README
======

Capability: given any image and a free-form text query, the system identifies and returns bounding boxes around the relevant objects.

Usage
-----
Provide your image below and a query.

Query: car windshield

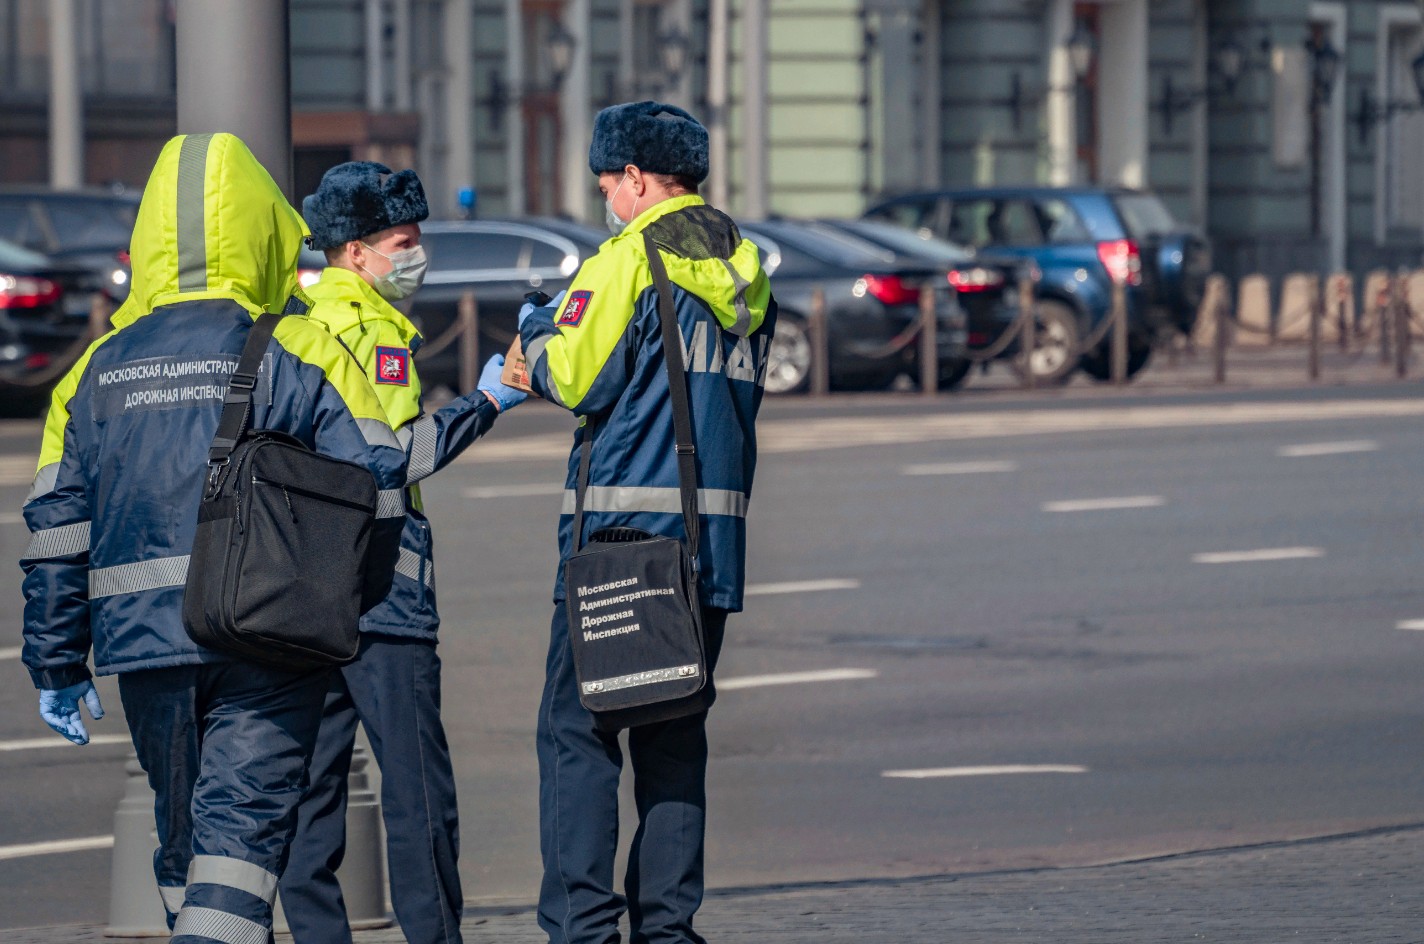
[46,198,139,250]
[748,223,894,269]
[1113,193,1179,238]
[0,237,50,271]
[832,220,973,264]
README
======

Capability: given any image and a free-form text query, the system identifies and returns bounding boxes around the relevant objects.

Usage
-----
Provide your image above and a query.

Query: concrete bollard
[106,754,170,937]
[109,747,392,936]
[1274,273,1317,342]
[1235,275,1273,345]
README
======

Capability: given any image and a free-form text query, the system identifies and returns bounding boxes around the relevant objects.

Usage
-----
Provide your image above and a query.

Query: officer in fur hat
[277,162,528,944]
[518,102,777,944]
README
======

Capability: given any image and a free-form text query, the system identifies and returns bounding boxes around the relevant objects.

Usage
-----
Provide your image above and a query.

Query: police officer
[19,133,408,943]
[517,101,777,944]
[277,162,526,944]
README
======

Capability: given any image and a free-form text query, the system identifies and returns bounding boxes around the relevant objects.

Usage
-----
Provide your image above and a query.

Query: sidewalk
[15,824,1423,943]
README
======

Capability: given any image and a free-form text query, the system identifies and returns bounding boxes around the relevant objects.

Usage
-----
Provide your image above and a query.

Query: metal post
[1381,274,1394,366]
[706,0,731,209]
[742,0,769,218]
[918,283,937,397]
[1110,280,1129,385]
[176,0,292,197]
[1018,270,1036,390]
[1335,275,1348,352]
[47,0,84,189]
[107,754,170,936]
[89,291,113,341]
[809,288,830,397]
[459,291,480,394]
[1396,271,1411,379]
[1213,283,1228,384]
[1308,278,1322,381]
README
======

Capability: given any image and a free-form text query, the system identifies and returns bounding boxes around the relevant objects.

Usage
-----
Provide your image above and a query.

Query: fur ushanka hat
[302,161,429,251]
[588,101,710,183]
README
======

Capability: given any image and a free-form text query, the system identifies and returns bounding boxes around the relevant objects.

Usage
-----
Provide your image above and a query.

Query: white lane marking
[0,646,21,660]
[0,734,130,752]
[462,483,566,499]
[1396,620,1424,631]
[1277,440,1379,458]
[1042,496,1164,513]
[0,512,24,525]
[719,668,879,691]
[0,835,114,861]
[1192,547,1325,564]
[901,460,1019,476]
[745,579,861,596]
[883,765,1088,779]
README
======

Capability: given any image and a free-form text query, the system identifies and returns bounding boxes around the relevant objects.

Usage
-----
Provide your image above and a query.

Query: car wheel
[765,314,813,395]
[937,358,973,390]
[1009,299,1080,386]
[1080,331,1154,382]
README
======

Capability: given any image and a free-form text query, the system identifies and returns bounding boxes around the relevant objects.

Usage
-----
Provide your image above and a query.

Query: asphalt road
[2,382,1424,932]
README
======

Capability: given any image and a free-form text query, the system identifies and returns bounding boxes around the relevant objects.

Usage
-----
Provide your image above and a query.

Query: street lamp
[1003,19,1095,131]
[1153,39,1252,135]
[547,22,576,89]
[1310,37,1341,104]
[659,26,689,88]
[1352,48,1424,143]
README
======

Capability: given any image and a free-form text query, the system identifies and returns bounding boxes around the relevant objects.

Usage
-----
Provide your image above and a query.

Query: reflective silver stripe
[582,664,700,696]
[377,489,406,519]
[720,258,754,336]
[171,905,267,944]
[524,333,551,370]
[176,133,214,293]
[21,521,90,560]
[394,424,414,450]
[89,555,190,599]
[356,417,401,450]
[561,486,748,518]
[187,855,278,904]
[158,884,186,914]
[406,416,439,484]
[395,547,433,590]
[26,463,59,503]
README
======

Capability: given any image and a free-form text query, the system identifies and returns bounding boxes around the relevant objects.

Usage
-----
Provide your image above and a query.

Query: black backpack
[182,312,388,671]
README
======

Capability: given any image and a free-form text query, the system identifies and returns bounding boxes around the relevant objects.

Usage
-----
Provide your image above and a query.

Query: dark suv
[865,187,1209,383]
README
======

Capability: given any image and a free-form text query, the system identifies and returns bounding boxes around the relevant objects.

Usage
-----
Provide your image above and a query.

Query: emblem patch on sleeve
[375,346,410,386]
[557,290,594,327]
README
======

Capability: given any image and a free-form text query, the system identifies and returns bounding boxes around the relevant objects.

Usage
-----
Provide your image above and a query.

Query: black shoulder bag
[562,233,708,731]
[182,312,381,671]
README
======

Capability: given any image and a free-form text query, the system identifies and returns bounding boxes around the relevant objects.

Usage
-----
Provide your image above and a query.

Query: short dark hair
[650,173,700,196]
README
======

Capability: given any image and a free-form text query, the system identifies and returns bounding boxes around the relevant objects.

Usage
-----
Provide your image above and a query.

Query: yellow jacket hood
[112,132,308,328]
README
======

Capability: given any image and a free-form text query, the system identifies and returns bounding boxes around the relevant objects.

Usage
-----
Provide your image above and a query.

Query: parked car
[865,187,1210,383]
[0,187,139,301]
[740,219,969,394]
[404,218,604,390]
[0,237,110,416]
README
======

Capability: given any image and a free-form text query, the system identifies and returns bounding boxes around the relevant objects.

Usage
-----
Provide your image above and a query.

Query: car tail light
[856,274,921,306]
[116,250,131,266]
[1096,239,1142,286]
[947,267,1006,293]
[0,274,62,309]
[25,352,52,370]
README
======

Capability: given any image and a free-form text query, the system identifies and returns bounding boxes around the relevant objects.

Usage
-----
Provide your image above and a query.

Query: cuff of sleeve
[519,309,558,347]
[30,662,92,690]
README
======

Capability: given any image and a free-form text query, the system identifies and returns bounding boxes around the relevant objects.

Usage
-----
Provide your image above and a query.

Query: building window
[631,0,669,97]
[1385,22,1424,231]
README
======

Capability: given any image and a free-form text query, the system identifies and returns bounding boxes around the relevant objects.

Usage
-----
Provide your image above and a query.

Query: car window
[838,220,973,264]
[1113,193,1179,238]
[0,237,51,270]
[45,199,137,250]
[424,231,524,271]
[527,236,570,269]
[0,199,42,249]
[741,228,837,278]
[866,199,937,234]
[1035,197,1093,243]
[947,198,1043,248]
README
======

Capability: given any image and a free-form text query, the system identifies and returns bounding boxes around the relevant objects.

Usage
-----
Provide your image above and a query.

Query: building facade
[2,0,1423,280]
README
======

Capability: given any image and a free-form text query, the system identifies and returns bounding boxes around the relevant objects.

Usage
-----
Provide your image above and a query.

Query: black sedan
[0,238,110,416]
[403,219,604,391]
[0,187,139,301]
[739,219,969,394]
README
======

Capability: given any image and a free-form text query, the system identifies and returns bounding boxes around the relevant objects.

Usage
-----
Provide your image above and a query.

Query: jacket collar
[306,266,423,347]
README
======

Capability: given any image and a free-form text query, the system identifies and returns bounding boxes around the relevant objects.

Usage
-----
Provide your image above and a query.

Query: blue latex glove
[39,680,104,746]
[477,354,528,412]
[518,290,567,329]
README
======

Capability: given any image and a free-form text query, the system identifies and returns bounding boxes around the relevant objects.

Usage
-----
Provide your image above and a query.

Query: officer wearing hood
[517,102,776,944]
[19,133,408,942]
[277,162,526,944]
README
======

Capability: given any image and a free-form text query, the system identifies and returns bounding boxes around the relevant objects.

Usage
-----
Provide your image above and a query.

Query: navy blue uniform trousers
[118,661,329,944]
[537,605,728,944]
[278,633,462,944]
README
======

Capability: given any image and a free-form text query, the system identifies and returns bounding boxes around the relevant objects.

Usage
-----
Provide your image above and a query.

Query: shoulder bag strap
[572,415,596,552]
[642,231,701,557]
[208,312,283,466]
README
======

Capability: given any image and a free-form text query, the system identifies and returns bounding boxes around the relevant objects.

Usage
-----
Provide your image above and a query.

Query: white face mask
[360,242,428,300]
[605,175,638,236]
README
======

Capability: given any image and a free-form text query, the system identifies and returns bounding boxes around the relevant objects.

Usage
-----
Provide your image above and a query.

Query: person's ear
[346,240,365,267]
[626,165,646,197]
